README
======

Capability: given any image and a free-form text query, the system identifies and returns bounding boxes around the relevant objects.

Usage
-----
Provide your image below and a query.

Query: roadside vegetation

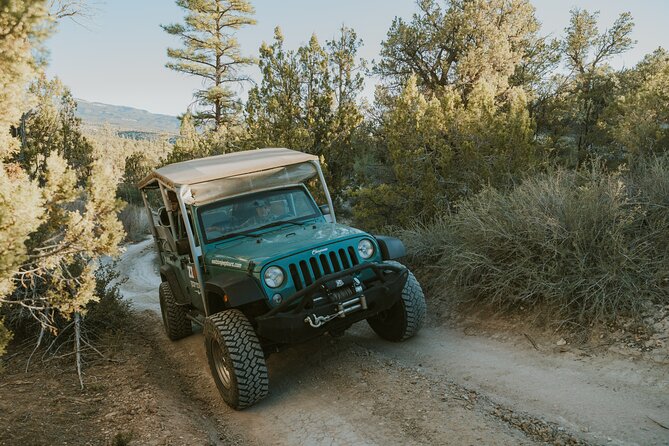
[401,158,669,329]
[2,0,669,375]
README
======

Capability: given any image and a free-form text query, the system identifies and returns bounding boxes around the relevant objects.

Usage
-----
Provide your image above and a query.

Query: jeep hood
[204,223,369,270]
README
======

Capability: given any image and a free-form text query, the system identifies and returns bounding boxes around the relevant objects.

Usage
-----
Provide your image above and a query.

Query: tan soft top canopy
[138,148,318,189]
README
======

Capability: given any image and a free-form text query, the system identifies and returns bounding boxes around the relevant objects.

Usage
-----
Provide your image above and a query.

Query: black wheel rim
[211,340,232,389]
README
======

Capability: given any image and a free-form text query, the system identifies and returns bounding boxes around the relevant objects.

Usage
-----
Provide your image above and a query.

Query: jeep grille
[289,246,360,290]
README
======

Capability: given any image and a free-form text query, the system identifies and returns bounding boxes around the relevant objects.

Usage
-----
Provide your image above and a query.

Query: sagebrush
[401,158,669,328]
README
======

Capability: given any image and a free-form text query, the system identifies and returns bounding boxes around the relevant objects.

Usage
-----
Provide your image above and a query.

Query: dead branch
[74,312,84,389]
[523,333,540,351]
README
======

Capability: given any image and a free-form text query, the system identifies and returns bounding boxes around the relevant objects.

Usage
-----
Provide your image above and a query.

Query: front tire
[204,310,269,410]
[367,261,426,341]
[159,281,192,341]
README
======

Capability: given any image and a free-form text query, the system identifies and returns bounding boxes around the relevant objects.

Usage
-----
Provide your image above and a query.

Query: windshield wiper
[249,220,306,233]
[220,220,305,241]
[220,231,261,240]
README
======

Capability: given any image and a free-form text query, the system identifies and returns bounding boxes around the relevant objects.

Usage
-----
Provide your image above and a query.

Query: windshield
[198,187,321,243]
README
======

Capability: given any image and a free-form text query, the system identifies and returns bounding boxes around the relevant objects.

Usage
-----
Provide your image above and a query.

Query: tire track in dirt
[142,312,536,446]
[117,240,669,446]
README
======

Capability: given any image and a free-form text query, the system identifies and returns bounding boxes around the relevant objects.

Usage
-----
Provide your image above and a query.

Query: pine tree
[244,27,365,191]
[326,26,365,190]
[162,0,256,130]
[245,27,309,149]
[168,111,208,162]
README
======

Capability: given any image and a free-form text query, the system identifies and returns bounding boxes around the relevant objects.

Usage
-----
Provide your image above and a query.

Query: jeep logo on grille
[312,247,328,255]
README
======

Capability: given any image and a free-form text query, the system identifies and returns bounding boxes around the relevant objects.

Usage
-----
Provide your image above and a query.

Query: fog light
[272,294,283,305]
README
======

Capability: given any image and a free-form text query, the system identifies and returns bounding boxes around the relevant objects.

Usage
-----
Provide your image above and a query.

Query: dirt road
[117,240,669,446]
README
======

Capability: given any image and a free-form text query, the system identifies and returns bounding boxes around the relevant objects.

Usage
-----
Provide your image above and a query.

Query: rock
[556,338,567,346]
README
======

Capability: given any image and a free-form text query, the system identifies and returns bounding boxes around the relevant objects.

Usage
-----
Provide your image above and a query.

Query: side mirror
[319,204,331,215]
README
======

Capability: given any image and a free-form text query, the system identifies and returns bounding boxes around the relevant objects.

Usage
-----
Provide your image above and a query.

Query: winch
[304,277,367,328]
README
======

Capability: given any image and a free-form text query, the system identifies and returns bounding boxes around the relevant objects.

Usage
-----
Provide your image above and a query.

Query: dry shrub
[401,159,669,329]
[118,204,150,242]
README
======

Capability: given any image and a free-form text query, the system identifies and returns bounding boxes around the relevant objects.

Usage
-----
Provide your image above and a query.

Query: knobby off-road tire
[367,261,426,342]
[158,281,192,341]
[204,310,269,410]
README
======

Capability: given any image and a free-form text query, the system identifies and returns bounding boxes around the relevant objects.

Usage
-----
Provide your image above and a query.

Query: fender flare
[373,235,407,260]
[205,273,267,312]
[159,264,188,305]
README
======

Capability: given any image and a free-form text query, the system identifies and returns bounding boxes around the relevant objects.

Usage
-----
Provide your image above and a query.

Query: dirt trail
[117,240,669,446]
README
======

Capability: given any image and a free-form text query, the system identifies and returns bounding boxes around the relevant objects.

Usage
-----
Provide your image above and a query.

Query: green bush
[118,204,150,242]
[84,262,132,335]
[401,160,669,328]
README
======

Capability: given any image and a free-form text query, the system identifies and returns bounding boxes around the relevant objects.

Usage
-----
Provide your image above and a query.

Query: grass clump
[402,158,669,329]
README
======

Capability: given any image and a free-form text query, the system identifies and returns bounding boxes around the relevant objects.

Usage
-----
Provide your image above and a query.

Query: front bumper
[255,262,408,344]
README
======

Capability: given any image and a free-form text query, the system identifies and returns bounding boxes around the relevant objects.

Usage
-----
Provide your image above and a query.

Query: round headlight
[357,239,375,259]
[264,266,285,288]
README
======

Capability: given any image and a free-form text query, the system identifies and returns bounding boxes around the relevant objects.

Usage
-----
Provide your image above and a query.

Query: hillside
[76,99,180,135]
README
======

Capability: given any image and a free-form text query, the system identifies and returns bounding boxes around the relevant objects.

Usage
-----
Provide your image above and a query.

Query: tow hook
[304,293,368,328]
[305,311,342,328]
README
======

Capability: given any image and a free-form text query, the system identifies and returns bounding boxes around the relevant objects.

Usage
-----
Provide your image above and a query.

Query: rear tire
[367,261,426,341]
[159,281,192,341]
[204,310,269,410]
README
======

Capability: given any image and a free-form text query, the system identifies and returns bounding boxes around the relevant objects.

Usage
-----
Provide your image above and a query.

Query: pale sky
[45,0,669,116]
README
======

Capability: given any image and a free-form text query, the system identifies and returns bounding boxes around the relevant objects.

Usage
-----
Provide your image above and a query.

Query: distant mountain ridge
[76,99,180,135]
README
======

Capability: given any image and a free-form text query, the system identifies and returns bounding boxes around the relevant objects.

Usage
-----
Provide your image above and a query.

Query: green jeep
[138,148,426,409]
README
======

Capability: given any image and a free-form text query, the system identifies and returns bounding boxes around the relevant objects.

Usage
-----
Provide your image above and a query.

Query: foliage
[83,261,132,335]
[535,9,635,167]
[85,127,172,204]
[163,0,256,130]
[0,317,11,357]
[244,26,365,194]
[0,0,52,159]
[12,73,94,183]
[400,159,669,328]
[167,111,212,163]
[376,0,541,96]
[605,49,669,156]
[0,2,127,356]
[118,204,150,242]
[354,75,536,230]
[0,0,51,355]
[7,152,125,317]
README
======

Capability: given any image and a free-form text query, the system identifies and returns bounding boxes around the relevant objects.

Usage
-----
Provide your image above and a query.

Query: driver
[254,199,272,221]
[237,199,274,228]
[253,200,273,224]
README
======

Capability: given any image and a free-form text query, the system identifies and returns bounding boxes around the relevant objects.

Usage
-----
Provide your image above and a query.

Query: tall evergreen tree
[245,27,311,150]
[326,26,365,190]
[162,0,256,130]
[245,27,365,191]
